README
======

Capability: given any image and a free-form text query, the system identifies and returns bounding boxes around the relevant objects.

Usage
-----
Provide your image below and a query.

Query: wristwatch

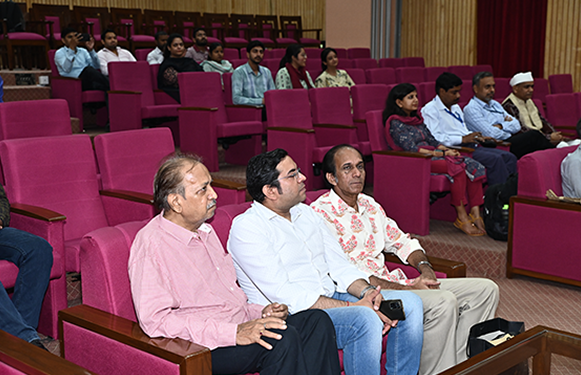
[416,260,433,272]
[359,285,377,299]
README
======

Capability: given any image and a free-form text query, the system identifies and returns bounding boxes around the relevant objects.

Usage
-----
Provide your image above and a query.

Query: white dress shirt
[147,47,164,65]
[97,46,136,76]
[227,202,368,314]
[464,97,521,140]
[421,95,470,146]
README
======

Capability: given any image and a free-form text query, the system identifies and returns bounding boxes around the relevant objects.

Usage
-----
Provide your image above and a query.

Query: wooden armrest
[497,141,511,147]
[301,28,322,32]
[178,107,218,112]
[353,119,366,123]
[59,305,211,373]
[372,150,432,159]
[510,195,581,212]
[313,123,357,130]
[108,90,141,95]
[10,203,66,222]
[0,329,95,375]
[99,190,154,205]
[384,254,466,278]
[447,146,475,153]
[212,178,246,191]
[225,104,262,109]
[266,127,315,134]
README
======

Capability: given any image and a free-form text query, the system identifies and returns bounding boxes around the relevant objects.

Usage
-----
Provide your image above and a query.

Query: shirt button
[230,287,234,291]
[216,267,220,270]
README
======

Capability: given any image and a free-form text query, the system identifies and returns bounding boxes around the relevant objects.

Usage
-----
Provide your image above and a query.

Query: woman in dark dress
[383,83,487,236]
[157,33,202,103]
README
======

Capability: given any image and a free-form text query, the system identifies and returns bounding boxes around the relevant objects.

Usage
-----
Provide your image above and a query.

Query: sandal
[453,218,485,237]
[469,214,486,233]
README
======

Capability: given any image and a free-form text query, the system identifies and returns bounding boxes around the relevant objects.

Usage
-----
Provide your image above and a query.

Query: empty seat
[403,57,425,67]
[424,67,447,82]
[549,74,574,94]
[448,65,474,80]
[395,67,425,84]
[353,58,378,70]
[365,68,396,84]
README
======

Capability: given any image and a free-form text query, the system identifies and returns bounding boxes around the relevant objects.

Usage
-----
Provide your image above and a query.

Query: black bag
[0,1,25,34]
[483,173,518,241]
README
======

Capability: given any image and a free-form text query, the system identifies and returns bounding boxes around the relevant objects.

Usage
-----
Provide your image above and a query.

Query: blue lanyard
[444,109,463,124]
[484,106,504,115]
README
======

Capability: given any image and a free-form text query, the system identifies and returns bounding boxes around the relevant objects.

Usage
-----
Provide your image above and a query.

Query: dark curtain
[477,0,547,78]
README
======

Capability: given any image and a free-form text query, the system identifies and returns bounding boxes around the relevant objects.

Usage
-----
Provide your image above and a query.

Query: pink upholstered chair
[351,84,390,150]
[334,48,348,59]
[134,48,151,61]
[493,77,512,102]
[347,47,371,59]
[365,68,396,84]
[278,16,321,47]
[424,66,447,82]
[533,78,550,105]
[353,58,378,70]
[337,58,354,69]
[379,58,405,69]
[110,8,156,53]
[448,65,474,80]
[418,82,436,106]
[508,146,581,287]
[459,80,473,108]
[223,47,240,60]
[548,74,574,94]
[230,58,247,69]
[545,93,580,138]
[395,67,425,84]
[178,72,263,172]
[342,68,365,84]
[47,49,107,132]
[261,58,279,76]
[0,99,71,140]
[532,98,546,118]
[473,64,493,75]
[265,89,358,190]
[108,61,180,140]
[403,57,425,67]
[305,48,322,59]
[252,15,278,48]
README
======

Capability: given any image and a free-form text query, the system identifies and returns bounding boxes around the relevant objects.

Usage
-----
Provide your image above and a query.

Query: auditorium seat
[494,77,512,102]
[545,93,580,138]
[448,65,474,80]
[351,84,390,159]
[533,77,550,105]
[403,57,425,67]
[473,64,493,75]
[379,58,405,69]
[223,47,240,60]
[395,67,425,84]
[353,57,378,70]
[347,47,371,59]
[424,66,447,82]
[0,99,71,140]
[343,68,365,85]
[549,74,574,94]
[365,67,396,84]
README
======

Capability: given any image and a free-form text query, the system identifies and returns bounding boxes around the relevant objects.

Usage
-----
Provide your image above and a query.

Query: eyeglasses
[272,168,302,184]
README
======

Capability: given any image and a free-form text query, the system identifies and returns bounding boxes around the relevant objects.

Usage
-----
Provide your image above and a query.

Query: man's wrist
[416,260,433,272]
[359,285,377,299]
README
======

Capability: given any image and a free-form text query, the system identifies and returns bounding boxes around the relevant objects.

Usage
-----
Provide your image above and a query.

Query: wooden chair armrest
[384,254,466,278]
[353,119,366,123]
[59,305,211,374]
[107,90,142,95]
[301,28,323,32]
[497,141,511,147]
[266,127,315,134]
[313,123,357,130]
[225,104,262,109]
[372,150,432,159]
[10,203,66,222]
[212,178,246,191]
[99,190,154,205]
[510,195,581,212]
[178,107,219,112]
[447,146,475,153]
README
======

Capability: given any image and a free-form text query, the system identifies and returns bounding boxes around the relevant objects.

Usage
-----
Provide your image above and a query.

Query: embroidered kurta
[315,70,355,88]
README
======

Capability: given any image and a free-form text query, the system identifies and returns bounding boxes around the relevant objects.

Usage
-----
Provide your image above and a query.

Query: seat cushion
[207,37,221,44]
[216,121,263,138]
[429,175,451,192]
[65,238,82,274]
[0,246,63,287]
[251,37,275,45]
[141,104,179,119]
[276,37,297,44]
[82,90,106,103]
[182,36,193,43]
[1,32,46,41]
[224,37,248,44]
[130,35,155,42]
[300,37,320,45]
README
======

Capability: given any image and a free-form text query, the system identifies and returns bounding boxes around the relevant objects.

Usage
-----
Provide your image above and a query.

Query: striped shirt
[231,63,275,106]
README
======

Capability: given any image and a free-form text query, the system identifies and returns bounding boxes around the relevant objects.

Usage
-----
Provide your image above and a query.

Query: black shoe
[30,339,49,351]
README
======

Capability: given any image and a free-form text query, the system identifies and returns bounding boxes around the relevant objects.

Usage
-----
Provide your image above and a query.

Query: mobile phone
[379,299,406,321]
[77,33,91,42]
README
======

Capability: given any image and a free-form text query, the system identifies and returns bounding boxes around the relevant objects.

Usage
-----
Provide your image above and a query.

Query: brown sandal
[453,218,485,236]
[469,214,486,233]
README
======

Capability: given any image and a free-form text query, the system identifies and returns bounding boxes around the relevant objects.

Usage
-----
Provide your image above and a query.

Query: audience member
[0,185,53,351]
[384,83,487,236]
[96,29,136,76]
[464,71,554,159]
[185,27,209,63]
[232,41,274,106]
[228,149,424,375]
[421,72,517,186]
[147,31,168,65]
[157,33,202,103]
[201,42,233,83]
[503,72,579,149]
[128,153,341,375]
[55,27,109,91]
[315,47,355,88]
[275,44,315,89]
[311,144,499,374]
[561,144,581,198]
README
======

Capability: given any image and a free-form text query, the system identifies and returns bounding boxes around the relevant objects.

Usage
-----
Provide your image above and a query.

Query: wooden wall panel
[544,0,581,91]
[400,0,477,67]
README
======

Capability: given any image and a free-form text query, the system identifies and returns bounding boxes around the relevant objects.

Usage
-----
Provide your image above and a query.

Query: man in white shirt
[421,72,517,186]
[311,144,500,375]
[228,149,424,375]
[147,31,168,65]
[96,29,136,76]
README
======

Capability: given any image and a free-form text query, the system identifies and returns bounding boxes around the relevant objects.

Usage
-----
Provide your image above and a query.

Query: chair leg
[6,40,15,70]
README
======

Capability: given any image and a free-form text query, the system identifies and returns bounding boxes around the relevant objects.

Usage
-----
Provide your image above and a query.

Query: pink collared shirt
[128,214,264,350]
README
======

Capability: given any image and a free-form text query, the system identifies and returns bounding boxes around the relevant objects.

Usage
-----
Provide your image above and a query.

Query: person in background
[185,27,209,64]
[147,31,168,65]
[201,42,233,84]
[96,29,136,76]
[315,47,355,88]
[275,44,315,90]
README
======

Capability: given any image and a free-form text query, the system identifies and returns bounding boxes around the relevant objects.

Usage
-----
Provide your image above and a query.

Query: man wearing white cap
[503,72,577,148]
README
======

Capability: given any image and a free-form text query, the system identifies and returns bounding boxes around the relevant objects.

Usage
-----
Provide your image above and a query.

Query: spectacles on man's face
[272,168,302,184]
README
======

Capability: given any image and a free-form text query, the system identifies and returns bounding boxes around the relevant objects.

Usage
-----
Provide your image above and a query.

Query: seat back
[347,48,371,59]
[353,58,378,70]
[178,72,229,125]
[0,135,107,241]
[0,99,71,140]
[395,67,424,84]
[517,146,578,198]
[366,110,390,152]
[134,48,151,61]
[532,98,546,118]
[337,58,353,69]
[223,47,240,60]
[473,64,493,75]
[210,202,252,250]
[334,48,347,59]
[403,57,425,67]
[223,72,234,105]
[343,68,365,84]
[494,77,511,102]
[351,84,390,121]
[418,82,436,106]
[545,93,579,128]
[309,87,353,126]
[533,78,550,104]
[109,61,155,107]
[459,80,472,108]
[549,74,574,94]
[80,220,146,321]
[94,128,175,193]
[47,49,59,77]
[379,58,404,68]
[448,65,474,80]
[424,66,447,82]
[265,89,312,129]
[365,68,396,84]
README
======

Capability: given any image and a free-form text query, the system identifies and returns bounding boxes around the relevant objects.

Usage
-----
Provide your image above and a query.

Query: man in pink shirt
[128,153,340,375]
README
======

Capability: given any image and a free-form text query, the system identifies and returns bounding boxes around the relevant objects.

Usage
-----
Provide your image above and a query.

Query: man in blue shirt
[231,41,275,120]
[464,71,554,159]
[54,27,109,92]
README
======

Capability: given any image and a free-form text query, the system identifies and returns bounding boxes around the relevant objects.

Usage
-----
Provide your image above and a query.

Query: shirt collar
[157,213,212,245]
[433,94,461,114]
[243,62,263,76]
[252,200,303,222]
[328,189,367,215]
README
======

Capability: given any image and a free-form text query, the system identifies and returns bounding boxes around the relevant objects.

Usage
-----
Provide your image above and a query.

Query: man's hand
[409,272,440,290]
[444,149,460,157]
[69,33,80,50]
[550,132,563,143]
[85,35,95,51]
[492,124,503,129]
[354,286,396,334]
[462,132,482,143]
[236,317,287,350]
[504,115,513,122]
[262,303,288,320]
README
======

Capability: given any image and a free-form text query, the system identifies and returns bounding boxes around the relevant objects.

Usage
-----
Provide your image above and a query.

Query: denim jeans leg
[381,290,424,375]
[324,292,383,375]
[0,227,53,329]
[0,281,39,342]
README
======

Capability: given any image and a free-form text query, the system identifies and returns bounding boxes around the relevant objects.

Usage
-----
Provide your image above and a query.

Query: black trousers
[211,309,340,375]
[507,130,555,159]
[470,146,518,186]
[79,66,109,92]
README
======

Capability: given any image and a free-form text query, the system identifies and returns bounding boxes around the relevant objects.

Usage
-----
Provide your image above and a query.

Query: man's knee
[351,306,384,335]
[479,279,500,300]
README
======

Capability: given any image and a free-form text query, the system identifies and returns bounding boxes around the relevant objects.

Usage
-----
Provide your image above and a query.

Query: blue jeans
[0,227,53,342]
[326,290,423,375]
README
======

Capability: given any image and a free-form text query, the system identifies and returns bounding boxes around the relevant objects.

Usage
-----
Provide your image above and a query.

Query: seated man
[311,145,500,375]
[54,27,109,91]
[228,149,424,375]
[422,72,517,186]
[96,29,136,76]
[503,72,579,149]
[147,31,168,65]
[128,153,341,375]
[561,143,581,198]
[0,185,53,351]
[464,71,554,159]
[185,27,209,63]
